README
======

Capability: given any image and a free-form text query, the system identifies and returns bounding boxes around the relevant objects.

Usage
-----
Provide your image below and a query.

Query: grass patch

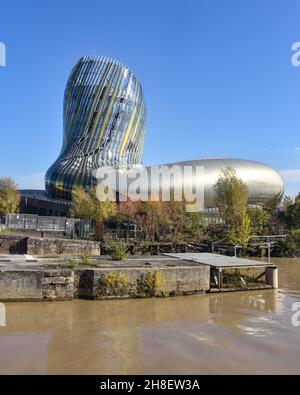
[110,242,129,261]
[137,271,167,297]
[81,251,92,265]
[98,272,129,296]
[0,229,12,235]
[222,270,266,289]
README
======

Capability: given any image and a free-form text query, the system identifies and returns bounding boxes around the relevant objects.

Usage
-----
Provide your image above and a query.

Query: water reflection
[0,258,299,374]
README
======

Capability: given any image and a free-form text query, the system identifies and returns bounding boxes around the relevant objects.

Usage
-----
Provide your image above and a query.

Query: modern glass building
[45,56,146,199]
[45,55,284,206]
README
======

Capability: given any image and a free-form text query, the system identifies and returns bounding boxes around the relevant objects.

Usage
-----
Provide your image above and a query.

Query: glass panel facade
[45,56,146,199]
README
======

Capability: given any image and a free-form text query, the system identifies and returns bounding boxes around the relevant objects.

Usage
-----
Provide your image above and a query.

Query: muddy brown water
[0,258,300,374]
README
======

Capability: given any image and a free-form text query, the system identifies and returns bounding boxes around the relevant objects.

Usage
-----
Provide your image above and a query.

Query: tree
[71,186,117,221]
[214,167,249,225]
[278,228,300,257]
[227,213,251,252]
[136,201,166,242]
[264,192,283,215]
[164,200,204,242]
[71,186,117,241]
[280,193,300,228]
[71,186,94,219]
[117,200,139,223]
[0,177,20,216]
[282,195,293,211]
[247,206,270,235]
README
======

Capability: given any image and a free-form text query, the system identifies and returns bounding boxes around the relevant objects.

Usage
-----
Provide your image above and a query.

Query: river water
[0,258,299,374]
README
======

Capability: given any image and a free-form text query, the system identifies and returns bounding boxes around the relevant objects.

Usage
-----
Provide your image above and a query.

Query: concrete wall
[0,269,74,301]
[0,234,100,256]
[0,265,210,301]
[26,237,100,256]
[80,266,210,299]
[0,235,28,254]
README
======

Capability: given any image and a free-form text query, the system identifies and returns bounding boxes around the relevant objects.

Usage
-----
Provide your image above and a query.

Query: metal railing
[6,213,77,232]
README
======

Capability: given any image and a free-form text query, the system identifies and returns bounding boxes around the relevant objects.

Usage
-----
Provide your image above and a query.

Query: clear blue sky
[0,0,300,196]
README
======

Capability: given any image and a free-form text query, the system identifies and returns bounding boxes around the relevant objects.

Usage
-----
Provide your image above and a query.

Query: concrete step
[0,254,37,263]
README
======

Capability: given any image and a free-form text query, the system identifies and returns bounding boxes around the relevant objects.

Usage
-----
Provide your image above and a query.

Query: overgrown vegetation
[67,170,299,257]
[0,229,12,235]
[3,168,298,258]
[63,257,79,268]
[0,177,20,216]
[222,272,267,290]
[137,271,167,297]
[109,241,129,260]
[277,228,300,257]
[99,272,129,296]
[214,167,249,226]
[81,251,92,265]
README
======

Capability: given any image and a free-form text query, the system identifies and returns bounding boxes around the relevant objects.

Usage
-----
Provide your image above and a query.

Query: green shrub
[110,242,129,261]
[101,272,129,296]
[64,257,79,268]
[137,270,167,297]
[0,229,12,235]
[278,229,300,257]
[81,251,92,265]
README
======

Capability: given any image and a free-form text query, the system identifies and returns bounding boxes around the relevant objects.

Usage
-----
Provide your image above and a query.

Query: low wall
[0,269,74,301]
[26,237,100,256]
[0,235,28,254]
[0,265,210,301]
[0,234,100,256]
[91,266,210,299]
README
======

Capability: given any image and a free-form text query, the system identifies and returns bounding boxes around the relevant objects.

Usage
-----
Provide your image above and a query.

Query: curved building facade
[149,158,284,207]
[45,55,284,206]
[45,56,146,199]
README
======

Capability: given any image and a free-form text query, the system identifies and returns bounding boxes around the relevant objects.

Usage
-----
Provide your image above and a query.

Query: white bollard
[266,267,278,289]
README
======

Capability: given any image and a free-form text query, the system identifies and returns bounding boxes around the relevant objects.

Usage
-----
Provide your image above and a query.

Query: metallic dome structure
[45,56,146,199]
[45,56,284,206]
[152,158,284,207]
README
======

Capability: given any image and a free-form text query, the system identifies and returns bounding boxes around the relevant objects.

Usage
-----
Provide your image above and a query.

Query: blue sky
[0,0,300,196]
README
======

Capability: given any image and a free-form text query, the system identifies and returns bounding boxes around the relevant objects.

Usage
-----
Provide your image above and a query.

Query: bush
[137,270,167,297]
[110,242,129,261]
[102,272,129,296]
[57,257,79,268]
[278,229,300,257]
[81,251,92,265]
[64,257,79,268]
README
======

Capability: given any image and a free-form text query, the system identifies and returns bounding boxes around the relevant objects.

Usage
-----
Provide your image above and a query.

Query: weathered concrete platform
[0,253,278,301]
[0,255,210,301]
